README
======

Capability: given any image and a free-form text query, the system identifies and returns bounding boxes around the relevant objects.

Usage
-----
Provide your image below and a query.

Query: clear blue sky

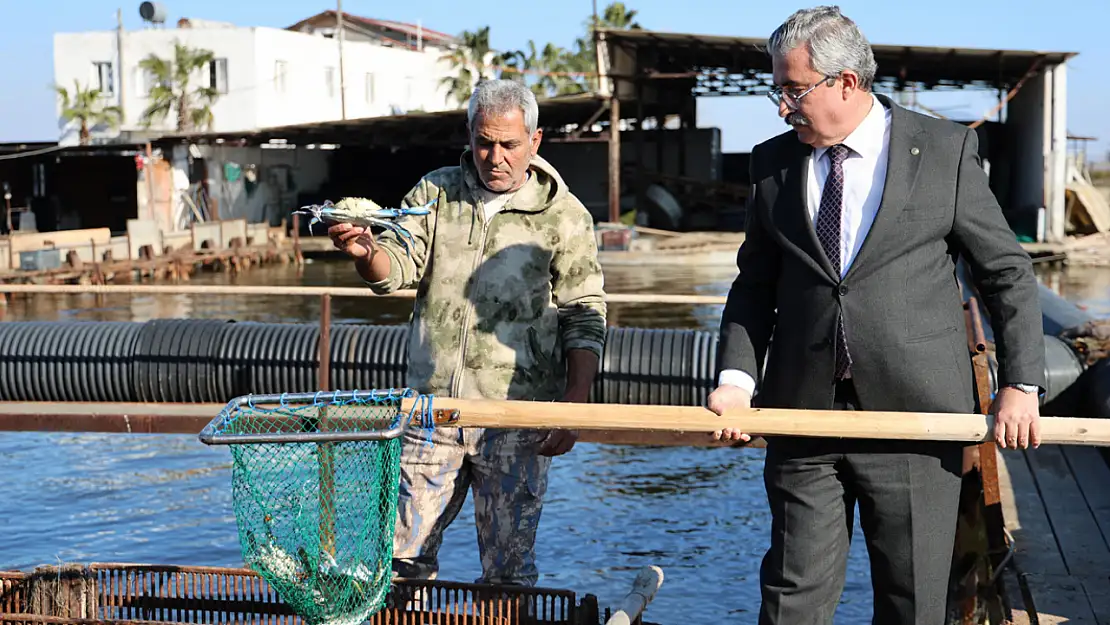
[4,0,1107,159]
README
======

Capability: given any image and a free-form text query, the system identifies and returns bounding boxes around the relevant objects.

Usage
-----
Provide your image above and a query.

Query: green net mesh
[199,389,435,625]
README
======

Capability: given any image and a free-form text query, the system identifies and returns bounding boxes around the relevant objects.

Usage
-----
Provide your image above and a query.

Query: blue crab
[293,197,435,257]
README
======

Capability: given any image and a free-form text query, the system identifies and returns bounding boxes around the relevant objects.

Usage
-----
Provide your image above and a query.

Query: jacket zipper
[450,200,492,398]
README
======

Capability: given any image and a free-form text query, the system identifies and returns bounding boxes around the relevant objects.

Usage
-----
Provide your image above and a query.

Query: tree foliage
[138,41,220,132]
[55,80,123,145]
[440,2,641,105]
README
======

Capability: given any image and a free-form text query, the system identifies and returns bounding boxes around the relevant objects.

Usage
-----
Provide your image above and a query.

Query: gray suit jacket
[718,94,1046,413]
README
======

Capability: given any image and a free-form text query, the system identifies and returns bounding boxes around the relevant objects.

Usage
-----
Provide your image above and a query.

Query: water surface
[0,258,1103,623]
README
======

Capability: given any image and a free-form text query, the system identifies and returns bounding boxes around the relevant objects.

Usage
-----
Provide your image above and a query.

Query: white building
[52,10,462,145]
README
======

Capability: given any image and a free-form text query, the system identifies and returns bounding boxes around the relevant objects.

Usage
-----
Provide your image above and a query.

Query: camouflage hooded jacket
[364,150,607,402]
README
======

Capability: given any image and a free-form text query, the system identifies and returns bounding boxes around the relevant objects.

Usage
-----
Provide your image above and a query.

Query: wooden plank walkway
[996,444,1110,623]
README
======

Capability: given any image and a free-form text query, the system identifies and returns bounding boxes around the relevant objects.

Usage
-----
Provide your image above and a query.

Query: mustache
[786,112,811,126]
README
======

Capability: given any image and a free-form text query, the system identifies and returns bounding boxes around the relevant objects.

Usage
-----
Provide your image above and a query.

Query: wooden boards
[996,445,1110,623]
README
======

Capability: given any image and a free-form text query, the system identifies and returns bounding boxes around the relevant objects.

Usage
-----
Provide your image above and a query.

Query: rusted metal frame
[655,104,666,187]
[569,102,611,140]
[318,293,332,392]
[634,76,647,222]
[952,296,1009,624]
[545,137,610,144]
[0,411,212,434]
[317,292,336,557]
[291,213,303,265]
[607,93,621,224]
[4,564,594,624]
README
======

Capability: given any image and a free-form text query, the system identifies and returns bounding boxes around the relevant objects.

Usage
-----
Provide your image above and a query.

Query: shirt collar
[814,94,886,161]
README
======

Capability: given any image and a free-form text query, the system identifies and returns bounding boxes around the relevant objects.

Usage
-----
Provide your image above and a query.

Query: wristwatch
[1006,383,1041,394]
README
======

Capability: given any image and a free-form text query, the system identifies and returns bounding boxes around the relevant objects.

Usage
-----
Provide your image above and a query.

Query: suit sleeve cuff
[718,369,756,396]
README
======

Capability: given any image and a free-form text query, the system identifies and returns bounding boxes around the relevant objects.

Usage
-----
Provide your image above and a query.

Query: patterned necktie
[814,144,852,380]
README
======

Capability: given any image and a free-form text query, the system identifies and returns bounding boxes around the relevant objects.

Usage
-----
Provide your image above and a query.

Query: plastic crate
[19,249,61,272]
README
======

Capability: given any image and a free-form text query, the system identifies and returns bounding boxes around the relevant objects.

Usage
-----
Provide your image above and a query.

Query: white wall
[53,25,460,145]
[253,28,455,128]
[54,28,257,143]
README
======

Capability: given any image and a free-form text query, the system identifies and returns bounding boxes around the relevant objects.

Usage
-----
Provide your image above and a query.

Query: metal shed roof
[600,28,1078,93]
[151,93,613,147]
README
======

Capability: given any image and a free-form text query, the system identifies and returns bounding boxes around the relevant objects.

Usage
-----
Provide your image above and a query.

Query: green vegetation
[54,80,123,145]
[138,41,220,132]
[440,1,641,104]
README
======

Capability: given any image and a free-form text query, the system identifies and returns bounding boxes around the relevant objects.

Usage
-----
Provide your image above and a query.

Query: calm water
[1,257,1105,623]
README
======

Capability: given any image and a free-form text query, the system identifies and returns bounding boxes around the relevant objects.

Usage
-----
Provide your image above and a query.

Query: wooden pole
[0,283,729,306]
[399,397,1110,447]
[3,400,1110,447]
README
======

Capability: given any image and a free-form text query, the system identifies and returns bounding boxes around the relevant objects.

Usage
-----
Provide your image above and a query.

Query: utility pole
[117,8,126,125]
[337,0,347,119]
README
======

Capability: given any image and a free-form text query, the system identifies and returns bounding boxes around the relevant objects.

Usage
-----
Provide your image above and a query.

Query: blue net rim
[198,389,435,446]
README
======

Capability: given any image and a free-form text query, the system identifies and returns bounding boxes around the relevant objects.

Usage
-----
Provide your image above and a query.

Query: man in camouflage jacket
[328,79,607,586]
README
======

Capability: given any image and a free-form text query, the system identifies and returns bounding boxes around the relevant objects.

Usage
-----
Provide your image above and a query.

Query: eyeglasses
[767,76,835,110]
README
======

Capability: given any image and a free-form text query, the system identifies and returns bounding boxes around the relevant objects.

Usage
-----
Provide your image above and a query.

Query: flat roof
[152,93,614,146]
[0,142,147,159]
[600,28,1078,93]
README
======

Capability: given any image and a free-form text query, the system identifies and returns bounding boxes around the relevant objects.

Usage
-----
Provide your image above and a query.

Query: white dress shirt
[719,95,892,396]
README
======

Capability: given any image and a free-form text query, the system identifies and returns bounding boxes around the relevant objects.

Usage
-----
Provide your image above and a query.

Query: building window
[365,73,374,103]
[209,58,228,94]
[140,66,168,94]
[274,61,287,93]
[325,67,336,98]
[93,62,114,96]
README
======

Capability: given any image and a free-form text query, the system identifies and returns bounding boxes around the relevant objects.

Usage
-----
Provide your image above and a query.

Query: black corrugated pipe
[0,321,142,403]
[0,321,718,405]
[0,320,1086,411]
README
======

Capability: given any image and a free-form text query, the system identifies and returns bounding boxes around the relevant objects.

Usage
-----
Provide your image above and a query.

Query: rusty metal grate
[2,572,30,615]
[0,564,610,625]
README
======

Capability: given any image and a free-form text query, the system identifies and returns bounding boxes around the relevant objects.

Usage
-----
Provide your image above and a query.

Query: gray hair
[768,6,878,91]
[467,79,539,135]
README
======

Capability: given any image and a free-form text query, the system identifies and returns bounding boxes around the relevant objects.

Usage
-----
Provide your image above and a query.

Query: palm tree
[439,27,493,106]
[138,41,219,132]
[500,41,584,98]
[54,80,123,145]
[440,3,640,104]
[570,1,642,91]
[596,1,641,30]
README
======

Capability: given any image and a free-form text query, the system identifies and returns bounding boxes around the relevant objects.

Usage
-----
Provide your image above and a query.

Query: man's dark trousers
[757,380,965,625]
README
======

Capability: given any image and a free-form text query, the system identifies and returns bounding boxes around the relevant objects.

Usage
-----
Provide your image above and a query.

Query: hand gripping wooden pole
[401,397,1110,446]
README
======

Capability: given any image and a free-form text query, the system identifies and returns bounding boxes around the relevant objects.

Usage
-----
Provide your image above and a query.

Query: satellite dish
[139,2,167,24]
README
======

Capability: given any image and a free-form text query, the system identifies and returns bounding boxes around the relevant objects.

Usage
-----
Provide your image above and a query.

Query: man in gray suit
[708,6,1046,625]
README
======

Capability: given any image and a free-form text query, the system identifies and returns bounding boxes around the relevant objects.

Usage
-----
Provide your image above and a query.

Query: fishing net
[199,389,436,625]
